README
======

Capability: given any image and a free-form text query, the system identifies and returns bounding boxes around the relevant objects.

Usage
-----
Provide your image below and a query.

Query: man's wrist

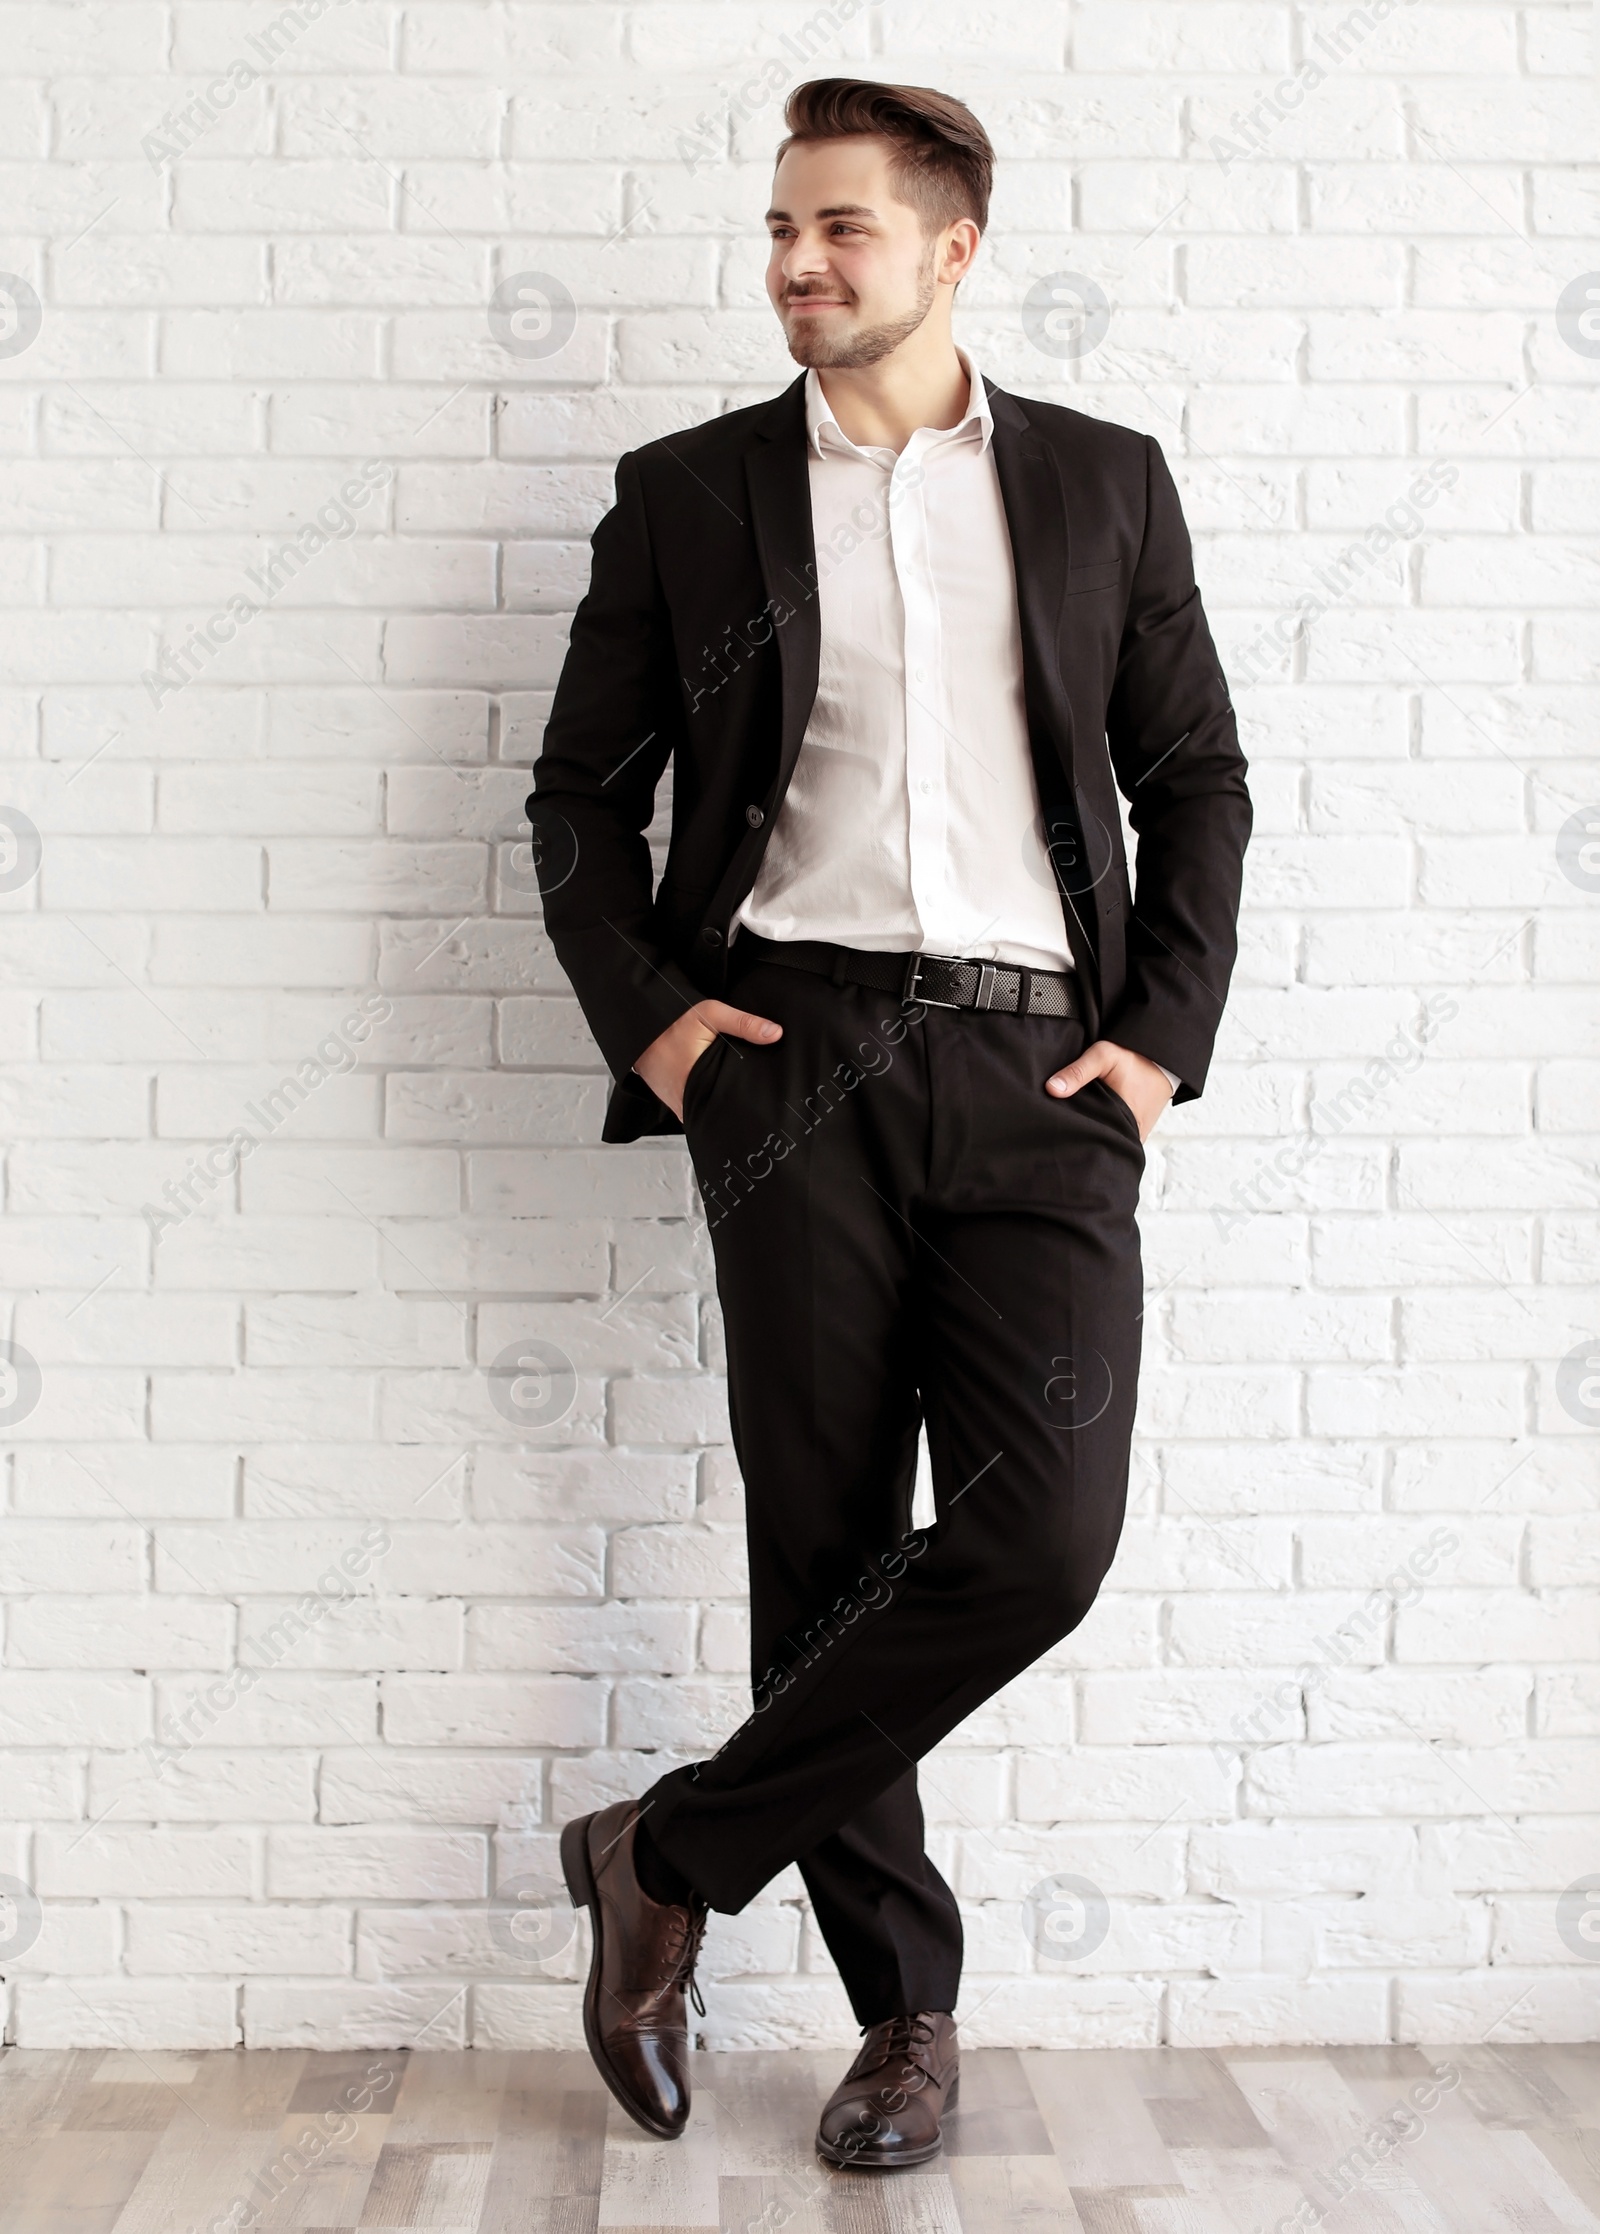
[1107,1037,1180,1097]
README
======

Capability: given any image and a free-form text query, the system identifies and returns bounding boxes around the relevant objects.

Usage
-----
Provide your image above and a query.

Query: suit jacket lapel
[746,374,821,802]
[987,378,1071,719]
[986,378,1105,1026]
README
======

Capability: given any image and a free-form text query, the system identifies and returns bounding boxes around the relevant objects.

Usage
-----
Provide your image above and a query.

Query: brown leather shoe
[815,2010,959,2169]
[560,1801,708,2139]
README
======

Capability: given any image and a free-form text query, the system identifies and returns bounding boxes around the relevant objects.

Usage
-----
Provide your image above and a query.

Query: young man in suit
[530,77,1250,2168]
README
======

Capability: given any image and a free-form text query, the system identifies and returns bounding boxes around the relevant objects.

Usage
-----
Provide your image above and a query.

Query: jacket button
[745,804,764,828]
[701,926,723,947]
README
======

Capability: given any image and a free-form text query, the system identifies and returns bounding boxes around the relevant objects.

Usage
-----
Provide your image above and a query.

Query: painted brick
[0,0,1588,2058]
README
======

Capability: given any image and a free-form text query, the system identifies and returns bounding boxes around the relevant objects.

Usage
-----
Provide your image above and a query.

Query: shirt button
[745,804,764,828]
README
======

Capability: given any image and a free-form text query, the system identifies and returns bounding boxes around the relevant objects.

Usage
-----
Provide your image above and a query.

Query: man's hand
[1046,1039,1174,1142]
[634,999,783,1120]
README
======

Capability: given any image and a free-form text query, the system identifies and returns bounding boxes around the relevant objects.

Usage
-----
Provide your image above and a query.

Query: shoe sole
[560,1811,688,2142]
[815,2071,958,2170]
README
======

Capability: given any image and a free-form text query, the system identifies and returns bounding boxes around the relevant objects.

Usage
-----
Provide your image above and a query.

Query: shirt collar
[804,345,994,460]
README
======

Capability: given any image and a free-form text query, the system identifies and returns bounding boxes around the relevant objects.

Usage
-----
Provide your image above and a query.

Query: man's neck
[813,335,972,455]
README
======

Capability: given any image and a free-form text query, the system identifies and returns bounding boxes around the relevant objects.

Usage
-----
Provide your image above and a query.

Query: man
[530,78,1250,2169]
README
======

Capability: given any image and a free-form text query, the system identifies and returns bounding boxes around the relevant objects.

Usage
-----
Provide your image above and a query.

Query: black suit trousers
[640,946,1145,2025]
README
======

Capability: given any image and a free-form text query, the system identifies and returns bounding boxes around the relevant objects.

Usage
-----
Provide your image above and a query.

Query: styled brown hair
[776,78,994,237]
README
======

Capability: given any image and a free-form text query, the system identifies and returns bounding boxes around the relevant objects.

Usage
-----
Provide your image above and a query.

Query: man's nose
[783,237,832,284]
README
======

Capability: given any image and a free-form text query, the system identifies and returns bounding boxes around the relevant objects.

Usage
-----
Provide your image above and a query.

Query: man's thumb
[712,1004,780,1043]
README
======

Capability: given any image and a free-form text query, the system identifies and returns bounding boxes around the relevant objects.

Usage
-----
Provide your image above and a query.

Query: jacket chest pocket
[1065,559,1122,595]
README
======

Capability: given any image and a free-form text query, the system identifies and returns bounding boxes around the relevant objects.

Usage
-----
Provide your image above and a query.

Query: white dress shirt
[734,348,1076,973]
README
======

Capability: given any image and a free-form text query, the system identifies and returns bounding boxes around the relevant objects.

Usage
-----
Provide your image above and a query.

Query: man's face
[765,135,947,369]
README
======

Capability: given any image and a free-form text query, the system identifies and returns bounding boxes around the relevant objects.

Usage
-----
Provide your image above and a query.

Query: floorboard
[0,2043,1593,2232]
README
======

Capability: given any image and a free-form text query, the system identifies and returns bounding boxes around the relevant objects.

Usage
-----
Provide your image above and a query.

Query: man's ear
[940,217,981,285]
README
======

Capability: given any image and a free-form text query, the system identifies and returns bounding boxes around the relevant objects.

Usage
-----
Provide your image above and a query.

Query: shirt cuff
[1157,1063,1180,1095]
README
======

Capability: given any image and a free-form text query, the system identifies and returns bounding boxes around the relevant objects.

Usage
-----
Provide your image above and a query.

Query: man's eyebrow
[764,204,881,224]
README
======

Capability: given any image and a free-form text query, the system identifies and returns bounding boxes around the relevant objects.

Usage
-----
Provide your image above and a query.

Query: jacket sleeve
[526,450,702,1082]
[1102,434,1252,1100]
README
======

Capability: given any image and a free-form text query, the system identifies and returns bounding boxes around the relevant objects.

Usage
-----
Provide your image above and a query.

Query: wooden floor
[1,2042,1597,2232]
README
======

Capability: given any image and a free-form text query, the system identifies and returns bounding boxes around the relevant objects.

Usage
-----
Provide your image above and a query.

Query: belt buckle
[902,951,964,1008]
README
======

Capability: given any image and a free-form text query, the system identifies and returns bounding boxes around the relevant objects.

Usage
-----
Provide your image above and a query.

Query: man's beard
[783,257,938,369]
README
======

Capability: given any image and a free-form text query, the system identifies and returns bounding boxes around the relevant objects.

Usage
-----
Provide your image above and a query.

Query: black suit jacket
[528,370,1251,1143]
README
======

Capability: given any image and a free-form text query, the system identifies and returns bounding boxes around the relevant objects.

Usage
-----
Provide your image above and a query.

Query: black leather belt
[734,932,1079,1019]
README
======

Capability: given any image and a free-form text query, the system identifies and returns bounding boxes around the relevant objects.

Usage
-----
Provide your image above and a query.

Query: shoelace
[658,1902,709,2019]
[860,2011,940,2082]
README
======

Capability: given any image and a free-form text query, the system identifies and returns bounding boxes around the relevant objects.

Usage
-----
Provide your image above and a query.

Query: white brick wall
[1,0,1597,2052]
